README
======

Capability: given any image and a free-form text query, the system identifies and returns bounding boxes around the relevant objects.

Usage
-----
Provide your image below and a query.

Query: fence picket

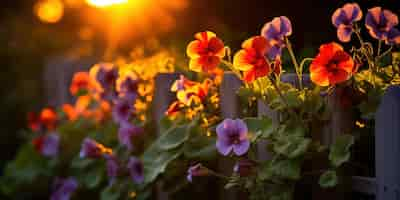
[375,86,400,200]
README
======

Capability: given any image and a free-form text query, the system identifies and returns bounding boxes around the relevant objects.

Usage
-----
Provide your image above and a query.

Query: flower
[171,76,211,105]
[233,159,256,177]
[105,155,120,182]
[171,75,197,92]
[118,122,143,150]
[187,163,209,182]
[310,42,355,86]
[127,157,144,184]
[40,108,57,130]
[117,73,139,103]
[331,3,362,42]
[216,119,250,156]
[187,31,225,73]
[112,98,134,124]
[33,134,60,157]
[69,72,93,96]
[79,138,111,159]
[261,16,292,45]
[165,101,184,117]
[50,177,78,200]
[365,7,400,44]
[233,36,271,83]
[261,16,292,59]
[27,112,41,132]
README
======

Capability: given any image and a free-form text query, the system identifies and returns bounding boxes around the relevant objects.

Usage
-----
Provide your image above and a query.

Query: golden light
[86,0,129,7]
[34,0,64,24]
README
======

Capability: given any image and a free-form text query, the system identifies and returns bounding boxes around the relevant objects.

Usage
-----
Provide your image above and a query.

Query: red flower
[40,108,57,130]
[187,31,225,73]
[310,42,355,86]
[165,101,183,117]
[27,112,41,132]
[70,72,93,96]
[32,136,45,152]
[233,36,271,83]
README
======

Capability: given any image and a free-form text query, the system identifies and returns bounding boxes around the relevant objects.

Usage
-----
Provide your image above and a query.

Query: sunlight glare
[86,0,129,7]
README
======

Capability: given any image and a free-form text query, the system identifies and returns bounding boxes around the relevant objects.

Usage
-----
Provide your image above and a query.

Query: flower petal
[216,140,233,156]
[233,140,250,156]
[337,25,353,42]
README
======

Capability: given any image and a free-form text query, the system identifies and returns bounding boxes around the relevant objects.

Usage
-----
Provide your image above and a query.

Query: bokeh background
[0,0,398,176]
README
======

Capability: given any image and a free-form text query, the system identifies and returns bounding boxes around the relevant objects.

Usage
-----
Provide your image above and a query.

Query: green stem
[378,46,393,60]
[377,40,382,57]
[285,37,303,89]
[268,76,298,119]
[208,170,230,180]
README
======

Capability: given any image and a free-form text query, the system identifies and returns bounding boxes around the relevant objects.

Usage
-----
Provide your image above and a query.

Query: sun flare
[86,0,128,7]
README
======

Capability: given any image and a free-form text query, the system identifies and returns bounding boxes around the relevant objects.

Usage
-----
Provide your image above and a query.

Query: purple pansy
[112,98,134,124]
[187,163,209,182]
[127,157,144,184]
[366,7,400,44]
[233,159,256,177]
[41,133,60,157]
[79,138,103,159]
[96,63,119,90]
[50,177,78,200]
[216,119,250,156]
[261,16,292,59]
[118,76,139,103]
[331,3,362,42]
[105,155,120,183]
[118,122,143,150]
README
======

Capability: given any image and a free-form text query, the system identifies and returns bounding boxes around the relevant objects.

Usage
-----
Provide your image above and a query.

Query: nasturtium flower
[117,73,139,103]
[112,98,134,124]
[70,72,93,96]
[187,163,209,182]
[50,177,78,200]
[331,3,362,42]
[171,76,211,105]
[32,133,60,157]
[261,16,292,45]
[233,36,271,83]
[187,31,225,73]
[27,112,41,132]
[216,119,250,156]
[310,42,355,86]
[118,122,143,150]
[40,108,57,130]
[233,159,256,177]
[165,101,184,117]
[127,157,144,184]
[366,7,400,44]
[79,138,111,159]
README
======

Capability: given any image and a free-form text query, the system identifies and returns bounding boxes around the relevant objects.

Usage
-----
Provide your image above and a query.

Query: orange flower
[165,101,184,117]
[187,31,225,73]
[70,72,93,96]
[310,42,355,86]
[233,36,271,83]
[40,108,57,130]
[63,104,78,121]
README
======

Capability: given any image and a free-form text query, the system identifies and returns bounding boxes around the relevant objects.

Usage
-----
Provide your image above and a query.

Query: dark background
[0,0,399,171]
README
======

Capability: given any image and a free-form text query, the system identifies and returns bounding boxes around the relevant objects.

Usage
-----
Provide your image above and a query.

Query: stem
[378,46,393,60]
[377,40,382,57]
[268,76,298,119]
[208,170,230,180]
[285,37,303,89]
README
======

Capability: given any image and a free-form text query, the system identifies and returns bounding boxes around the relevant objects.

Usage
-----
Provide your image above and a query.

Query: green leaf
[259,159,301,180]
[273,135,311,158]
[183,135,216,159]
[244,117,275,140]
[319,170,338,188]
[100,185,121,200]
[158,125,190,151]
[80,166,105,189]
[142,144,182,184]
[329,134,354,167]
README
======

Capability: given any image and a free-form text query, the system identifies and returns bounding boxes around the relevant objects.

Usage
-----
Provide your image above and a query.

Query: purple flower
[79,138,104,159]
[118,122,143,150]
[216,119,250,156]
[387,25,400,45]
[366,7,400,44]
[127,157,144,184]
[331,3,362,42]
[187,163,209,182]
[261,16,292,59]
[96,63,119,90]
[50,177,78,200]
[105,155,120,183]
[118,75,139,103]
[233,159,256,177]
[112,98,133,124]
[41,133,60,157]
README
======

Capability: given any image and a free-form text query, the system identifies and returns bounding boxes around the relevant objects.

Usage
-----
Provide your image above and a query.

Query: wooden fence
[44,61,400,199]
